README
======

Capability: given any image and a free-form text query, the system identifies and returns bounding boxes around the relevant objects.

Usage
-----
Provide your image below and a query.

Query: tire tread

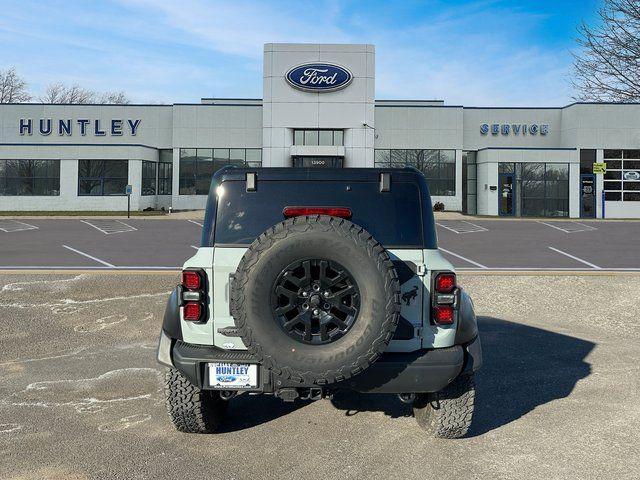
[164,368,227,433]
[413,374,476,439]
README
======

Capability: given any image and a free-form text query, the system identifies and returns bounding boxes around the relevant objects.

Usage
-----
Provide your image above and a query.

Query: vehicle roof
[213,166,427,183]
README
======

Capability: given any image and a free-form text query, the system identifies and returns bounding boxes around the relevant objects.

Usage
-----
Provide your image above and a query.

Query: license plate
[208,362,258,389]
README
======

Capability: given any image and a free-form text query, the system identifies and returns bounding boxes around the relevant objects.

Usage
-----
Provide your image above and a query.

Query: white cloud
[114,0,353,57]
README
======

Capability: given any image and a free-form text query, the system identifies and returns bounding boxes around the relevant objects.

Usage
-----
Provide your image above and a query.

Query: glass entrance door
[580,174,596,218]
[498,173,515,216]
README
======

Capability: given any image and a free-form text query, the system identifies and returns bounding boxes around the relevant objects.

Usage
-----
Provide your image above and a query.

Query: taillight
[283,206,352,218]
[183,302,202,321]
[432,272,457,325]
[181,269,206,322]
[433,305,454,324]
[435,273,456,293]
[182,270,201,290]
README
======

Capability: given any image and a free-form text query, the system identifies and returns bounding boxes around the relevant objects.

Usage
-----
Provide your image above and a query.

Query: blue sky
[0,0,600,105]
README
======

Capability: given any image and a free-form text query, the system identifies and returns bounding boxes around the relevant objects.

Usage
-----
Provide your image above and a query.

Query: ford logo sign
[285,63,353,92]
[623,171,640,180]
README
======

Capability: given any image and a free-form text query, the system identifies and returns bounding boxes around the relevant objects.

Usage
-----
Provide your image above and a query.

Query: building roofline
[200,97,263,101]
[464,101,640,110]
[1,100,639,109]
[375,99,444,103]
[476,147,577,151]
[375,104,464,108]
[0,102,171,107]
[175,103,262,107]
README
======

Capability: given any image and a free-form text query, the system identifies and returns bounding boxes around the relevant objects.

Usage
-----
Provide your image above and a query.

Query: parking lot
[0,272,638,479]
[0,217,639,271]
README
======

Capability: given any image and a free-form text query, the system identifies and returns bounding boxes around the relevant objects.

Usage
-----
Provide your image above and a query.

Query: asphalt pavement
[0,217,639,271]
[1,272,638,480]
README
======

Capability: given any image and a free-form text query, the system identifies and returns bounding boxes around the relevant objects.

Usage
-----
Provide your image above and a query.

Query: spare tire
[230,215,400,385]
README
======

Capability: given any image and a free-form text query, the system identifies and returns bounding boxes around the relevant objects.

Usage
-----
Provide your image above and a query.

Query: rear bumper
[157,331,482,394]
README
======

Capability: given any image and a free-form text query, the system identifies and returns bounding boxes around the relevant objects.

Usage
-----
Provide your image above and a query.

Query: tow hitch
[276,387,326,402]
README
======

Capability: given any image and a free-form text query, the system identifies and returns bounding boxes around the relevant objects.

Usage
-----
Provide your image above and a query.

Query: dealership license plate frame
[207,362,259,390]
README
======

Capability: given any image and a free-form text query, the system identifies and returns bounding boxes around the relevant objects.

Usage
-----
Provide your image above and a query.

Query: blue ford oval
[285,63,353,92]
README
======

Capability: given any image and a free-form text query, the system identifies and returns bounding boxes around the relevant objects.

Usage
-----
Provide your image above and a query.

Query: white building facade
[1,43,640,218]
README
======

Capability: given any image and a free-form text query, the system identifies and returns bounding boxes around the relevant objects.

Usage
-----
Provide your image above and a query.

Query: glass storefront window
[498,162,569,217]
[0,159,60,196]
[293,130,344,146]
[390,149,406,166]
[318,130,333,146]
[158,162,172,195]
[141,161,156,196]
[179,148,263,195]
[78,160,128,196]
[374,149,456,196]
[196,149,214,195]
[462,151,477,215]
[499,163,515,173]
[245,148,262,167]
[157,150,173,196]
[229,149,245,161]
[375,150,390,164]
[304,130,319,146]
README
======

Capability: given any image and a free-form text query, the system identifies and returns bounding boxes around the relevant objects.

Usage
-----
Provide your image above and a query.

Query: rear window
[213,180,423,247]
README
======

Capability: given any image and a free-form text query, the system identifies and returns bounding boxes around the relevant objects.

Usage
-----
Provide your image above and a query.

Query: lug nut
[313,309,320,315]
[323,291,330,297]
[302,303,309,309]
[302,291,308,297]
[323,303,331,310]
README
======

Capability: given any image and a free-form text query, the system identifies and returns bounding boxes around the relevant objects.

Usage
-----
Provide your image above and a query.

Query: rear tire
[413,374,475,439]
[230,215,400,386]
[164,368,228,433]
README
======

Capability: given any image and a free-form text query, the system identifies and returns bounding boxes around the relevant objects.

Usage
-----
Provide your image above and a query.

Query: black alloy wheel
[271,258,360,345]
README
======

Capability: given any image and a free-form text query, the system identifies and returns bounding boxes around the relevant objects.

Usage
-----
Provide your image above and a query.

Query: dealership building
[1,43,640,218]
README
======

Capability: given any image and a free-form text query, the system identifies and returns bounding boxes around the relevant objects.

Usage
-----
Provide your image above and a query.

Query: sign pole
[125,184,133,219]
[601,191,605,219]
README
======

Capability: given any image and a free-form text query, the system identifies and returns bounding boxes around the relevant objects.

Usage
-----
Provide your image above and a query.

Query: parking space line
[80,219,137,235]
[456,267,640,274]
[187,220,203,227]
[190,245,199,250]
[0,220,39,233]
[0,265,182,272]
[537,220,597,233]
[571,222,598,232]
[436,221,488,234]
[439,247,488,269]
[62,245,116,268]
[548,246,601,269]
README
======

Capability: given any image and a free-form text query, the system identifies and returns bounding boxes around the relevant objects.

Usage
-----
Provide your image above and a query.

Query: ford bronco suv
[157,167,482,438]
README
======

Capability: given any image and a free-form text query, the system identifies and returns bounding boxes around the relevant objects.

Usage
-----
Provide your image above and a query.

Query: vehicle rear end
[158,167,481,438]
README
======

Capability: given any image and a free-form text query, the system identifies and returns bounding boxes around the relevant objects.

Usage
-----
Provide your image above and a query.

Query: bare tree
[572,0,640,101]
[40,82,131,104]
[97,90,131,104]
[0,67,32,103]
[40,83,96,104]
